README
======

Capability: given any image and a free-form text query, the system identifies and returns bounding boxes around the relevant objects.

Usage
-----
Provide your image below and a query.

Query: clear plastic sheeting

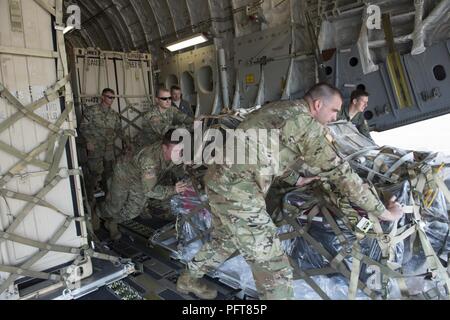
[170,190,212,263]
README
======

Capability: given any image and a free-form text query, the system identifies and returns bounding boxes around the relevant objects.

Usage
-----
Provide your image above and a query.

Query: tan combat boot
[176,271,218,300]
[104,220,122,241]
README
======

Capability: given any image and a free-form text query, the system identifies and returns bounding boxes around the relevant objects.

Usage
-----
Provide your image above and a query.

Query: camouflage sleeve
[357,120,373,141]
[290,116,386,216]
[141,167,177,200]
[173,108,194,127]
[79,108,97,143]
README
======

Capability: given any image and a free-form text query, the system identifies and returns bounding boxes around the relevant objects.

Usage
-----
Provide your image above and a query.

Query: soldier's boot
[176,271,218,300]
[104,220,122,241]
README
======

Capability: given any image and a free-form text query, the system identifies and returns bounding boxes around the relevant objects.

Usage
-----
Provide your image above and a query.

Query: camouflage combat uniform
[80,104,126,197]
[187,99,386,300]
[338,106,372,141]
[98,143,179,223]
[140,105,194,146]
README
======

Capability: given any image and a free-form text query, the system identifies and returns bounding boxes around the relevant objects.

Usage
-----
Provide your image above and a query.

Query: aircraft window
[166,74,179,89]
[364,110,374,121]
[198,65,214,93]
[349,57,359,67]
[357,84,366,91]
[325,66,333,75]
[433,65,446,81]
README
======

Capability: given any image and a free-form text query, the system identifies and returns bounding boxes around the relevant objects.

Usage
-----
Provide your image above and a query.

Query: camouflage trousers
[187,185,294,300]
[86,157,114,199]
[97,162,147,223]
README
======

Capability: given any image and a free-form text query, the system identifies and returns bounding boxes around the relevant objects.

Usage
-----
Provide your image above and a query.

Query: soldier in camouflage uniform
[140,88,194,147]
[80,88,129,200]
[176,83,404,300]
[96,130,190,239]
[338,89,373,141]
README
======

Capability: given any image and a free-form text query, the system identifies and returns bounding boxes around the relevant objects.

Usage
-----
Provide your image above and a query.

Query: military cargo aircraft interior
[0,0,449,301]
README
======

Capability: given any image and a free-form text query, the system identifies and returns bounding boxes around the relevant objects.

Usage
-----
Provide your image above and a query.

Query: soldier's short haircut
[171,85,181,92]
[304,83,343,103]
[158,87,170,96]
[102,88,115,95]
[162,129,182,146]
[350,89,369,102]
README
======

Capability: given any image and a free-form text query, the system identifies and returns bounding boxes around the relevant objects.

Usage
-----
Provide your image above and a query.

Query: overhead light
[165,34,208,52]
[63,25,75,34]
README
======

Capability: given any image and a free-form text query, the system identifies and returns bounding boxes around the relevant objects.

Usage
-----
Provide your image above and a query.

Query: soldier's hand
[379,196,404,222]
[296,176,320,188]
[175,181,192,194]
[87,142,95,151]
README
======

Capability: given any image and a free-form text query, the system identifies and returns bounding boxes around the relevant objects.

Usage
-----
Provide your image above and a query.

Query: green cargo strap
[385,152,414,179]
[0,226,82,255]
[349,160,396,183]
[0,190,58,212]
[0,213,76,295]
[0,75,69,136]
[411,193,450,299]
[288,257,331,300]
[343,146,380,162]
[0,174,67,243]
[367,153,387,182]
[85,249,129,266]
[282,201,377,299]
[140,57,153,104]
[0,141,49,188]
[0,265,61,282]
[45,134,70,184]
[0,83,60,133]
[321,207,349,246]
[0,140,50,170]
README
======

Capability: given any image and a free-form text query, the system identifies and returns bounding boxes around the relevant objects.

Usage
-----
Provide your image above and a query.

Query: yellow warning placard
[245,74,255,85]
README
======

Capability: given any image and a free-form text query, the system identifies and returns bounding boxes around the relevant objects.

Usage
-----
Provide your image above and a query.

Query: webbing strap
[84,249,127,265]
[344,146,380,162]
[0,76,68,136]
[140,58,152,104]
[282,211,376,298]
[385,152,414,179]
[0,189,58,212]
[417,224,450,298]
[0,214,74,295]
[367,154,384,182]
[0,141,49,188]
[0,223,82,255]
[0,83,60,133]
[321,207,348,246]
[0,140,50,170]
[45,134,69,184]
[0,265,61,282]
[1,174,67,243]
[288,257,331,300]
